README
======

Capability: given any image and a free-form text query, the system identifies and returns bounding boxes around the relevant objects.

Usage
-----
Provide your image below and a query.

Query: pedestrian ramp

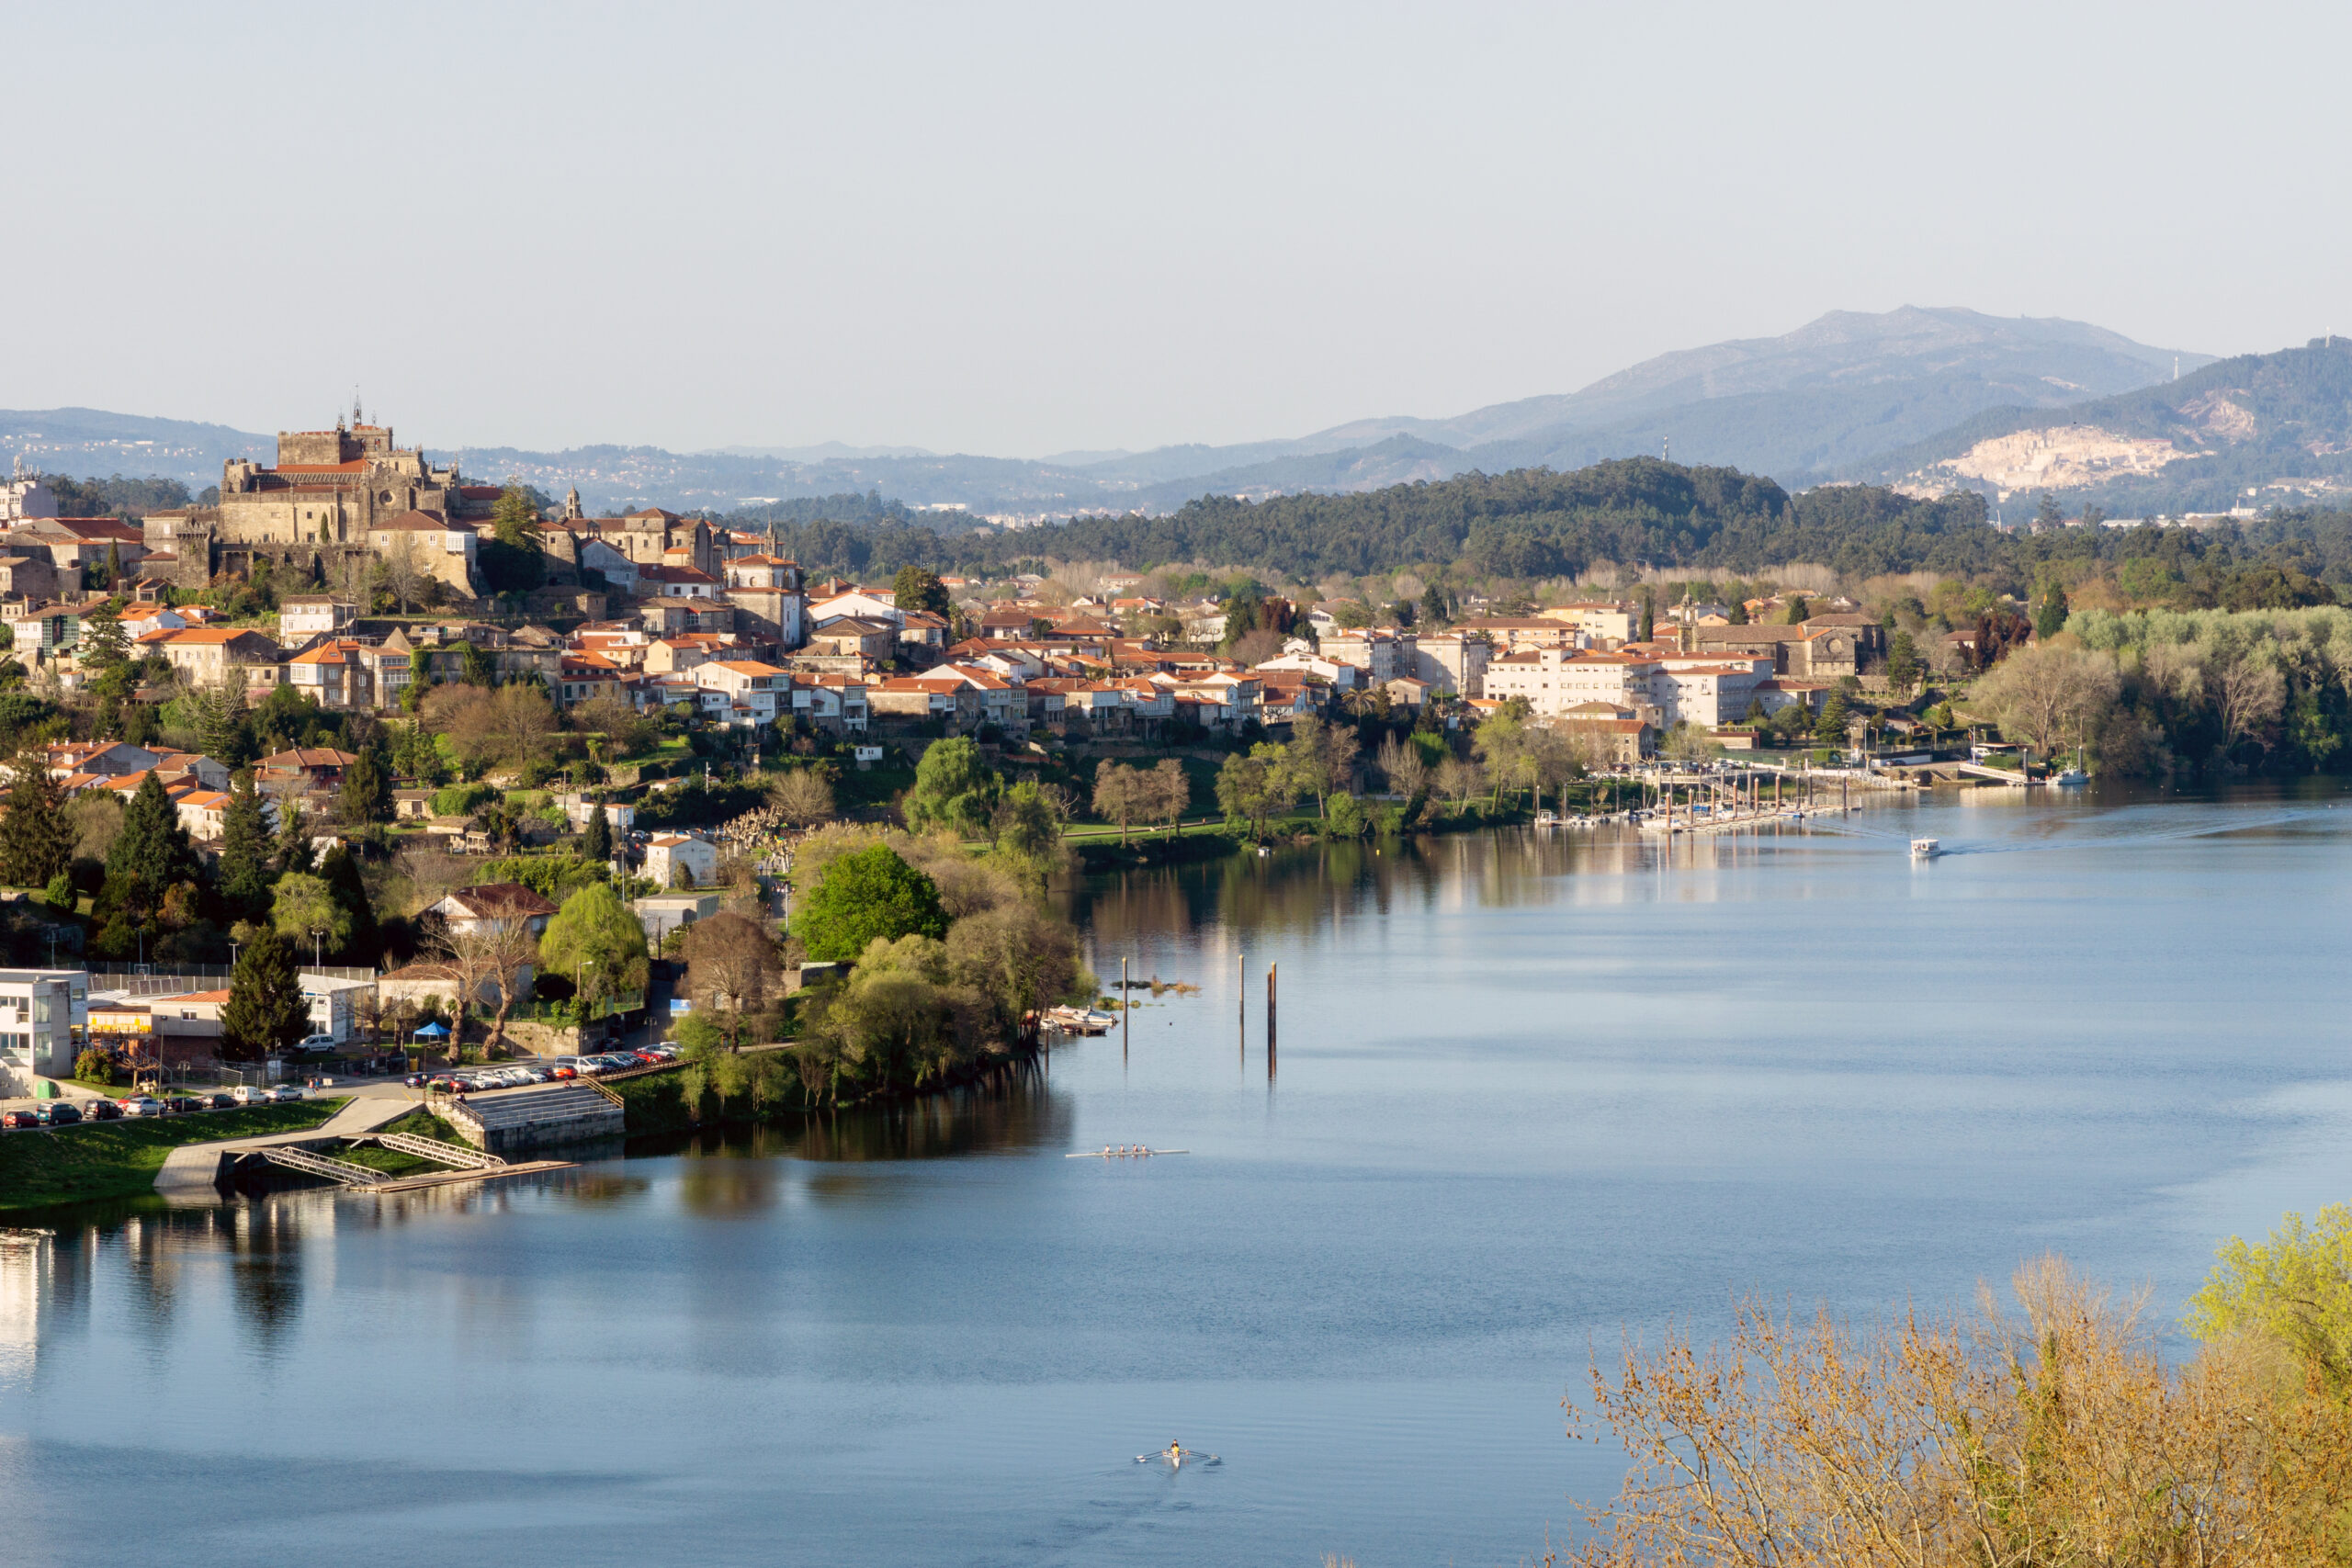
[369,1132,504,1170]
[257,1146,382,1188]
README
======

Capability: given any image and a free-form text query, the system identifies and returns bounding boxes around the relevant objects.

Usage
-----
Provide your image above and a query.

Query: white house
[278,596,358,640]
[645,834,719,889]
[692,660,793,728]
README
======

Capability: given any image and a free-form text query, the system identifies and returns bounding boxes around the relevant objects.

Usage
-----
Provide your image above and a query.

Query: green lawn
[0,1099,351,1213]
[331,1143,443,1178]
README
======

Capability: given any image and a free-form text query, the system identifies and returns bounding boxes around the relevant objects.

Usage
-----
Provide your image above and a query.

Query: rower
[1164,1440,1184,1464]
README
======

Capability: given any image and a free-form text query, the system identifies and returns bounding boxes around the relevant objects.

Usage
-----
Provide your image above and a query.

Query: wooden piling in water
[1267,962,1277,1070]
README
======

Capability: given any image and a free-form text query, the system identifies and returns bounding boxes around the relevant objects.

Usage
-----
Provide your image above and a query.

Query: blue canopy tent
[412,1022,450,1039]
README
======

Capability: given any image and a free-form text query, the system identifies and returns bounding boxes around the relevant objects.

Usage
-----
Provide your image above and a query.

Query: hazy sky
[9,2,2348,457]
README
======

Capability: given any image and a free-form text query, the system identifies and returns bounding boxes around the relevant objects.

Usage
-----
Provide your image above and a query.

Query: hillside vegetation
[721,457,2352,604]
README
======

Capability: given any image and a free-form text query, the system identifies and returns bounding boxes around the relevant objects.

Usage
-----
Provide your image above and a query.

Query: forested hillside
[724,457,2352,608]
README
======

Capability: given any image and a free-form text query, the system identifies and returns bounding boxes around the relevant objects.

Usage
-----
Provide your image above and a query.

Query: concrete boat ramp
[154,1080,620,1203]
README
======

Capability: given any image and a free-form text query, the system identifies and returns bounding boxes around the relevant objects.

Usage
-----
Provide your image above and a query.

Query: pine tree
[338,749,391,825]
[79,611,129,678]
[103,542,121,586]
[195,684,252,766]
[315,845,379,962]
[1886,632,1920,697]
[275,799,314,877]
[0,748,74,889]
[492,482,538,547]
[1815,691,1852,746]
[218,772,273,919]
[582,802,613,863]
[220,928,305,1061]
[103,771,198,919]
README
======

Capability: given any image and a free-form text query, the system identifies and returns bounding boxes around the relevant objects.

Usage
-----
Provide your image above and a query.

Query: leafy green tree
[1728,598,1750,626]
[891,565,950,618]
[221,927,307,1060]
[582,802,613,863]
[1419,581,1447,626]
[672,1009,725,1058]
[1092,761,1148,845]
[218,772,274,918]
[2188,1203,2352,1395]
[1783,594,1810,626]
[460,639,496,688]
[0,748,74,890]
[338,748,392,825]
[103,771,198,920]
[42,872,74,914]
[253,682,319,755]
[944,903,1087,1032]
[2033,491,2064,529]
[990,780,1064,873]
[1216,744,1297,840]
[903,738,1001,840]
[792,844,948,962]
[540,881,651,1009]
[1886,631,1920,696]
[272,871,353,965]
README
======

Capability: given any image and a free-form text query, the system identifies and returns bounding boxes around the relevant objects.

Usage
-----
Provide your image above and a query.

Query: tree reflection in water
[637,1058,1072,1206]
[1063,826,1786,964]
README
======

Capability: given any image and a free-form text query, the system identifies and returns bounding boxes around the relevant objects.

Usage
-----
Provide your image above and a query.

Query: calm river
[6,787,2351,1567]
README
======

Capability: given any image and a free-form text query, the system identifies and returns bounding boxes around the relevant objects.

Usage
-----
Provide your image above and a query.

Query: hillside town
[0,415,1857,765]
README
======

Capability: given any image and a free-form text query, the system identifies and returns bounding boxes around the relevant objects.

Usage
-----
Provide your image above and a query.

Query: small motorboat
[1910,837,1941,859]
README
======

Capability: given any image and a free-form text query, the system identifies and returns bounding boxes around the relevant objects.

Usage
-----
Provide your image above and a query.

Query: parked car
[295,1034,337,1055]
[207,1092,237,1110]
[84,1100,122,1121]
[549,1065,576,1079]
[38,1102,80,1126]
[118,1097,164,1118]
[271,1086,305,1102]
[232,1085,270,1105]
[163,1096,204,1113]
[1,1110,38,1130]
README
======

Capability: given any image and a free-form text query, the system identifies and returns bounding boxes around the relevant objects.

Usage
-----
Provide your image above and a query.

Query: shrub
[431,781,499,818]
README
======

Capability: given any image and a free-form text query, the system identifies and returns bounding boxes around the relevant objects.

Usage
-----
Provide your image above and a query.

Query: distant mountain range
[1860,336,2352,516]
[0,308,2278,518]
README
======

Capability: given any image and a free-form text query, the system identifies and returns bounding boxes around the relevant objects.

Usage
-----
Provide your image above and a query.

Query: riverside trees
[785,825,1092,1107]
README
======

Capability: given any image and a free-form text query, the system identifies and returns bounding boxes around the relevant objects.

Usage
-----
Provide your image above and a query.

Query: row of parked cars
[0,1085,306,1131]
[404,1047,681,1097]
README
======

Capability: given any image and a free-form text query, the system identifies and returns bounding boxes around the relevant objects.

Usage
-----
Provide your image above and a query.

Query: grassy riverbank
[328,1110,473,1178]
[0,1100,352,1213]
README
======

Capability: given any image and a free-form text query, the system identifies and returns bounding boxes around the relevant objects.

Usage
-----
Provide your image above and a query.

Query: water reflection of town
[1060,823,1855,953]
[0,1074,1075,1361]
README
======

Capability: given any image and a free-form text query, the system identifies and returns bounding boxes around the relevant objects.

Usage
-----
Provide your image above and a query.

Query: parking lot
[413,1046,680,1097]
